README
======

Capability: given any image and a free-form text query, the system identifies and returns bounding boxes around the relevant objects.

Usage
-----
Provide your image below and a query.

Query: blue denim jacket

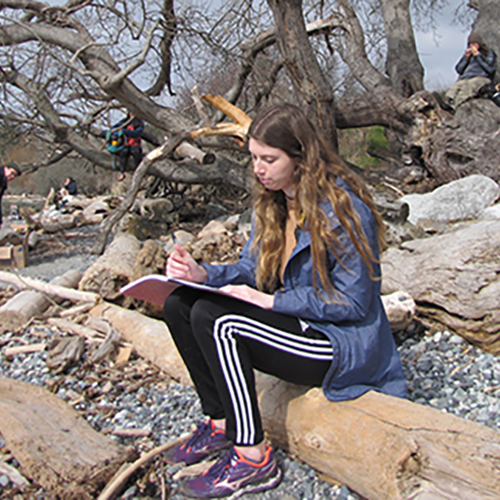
[202,178,407,401]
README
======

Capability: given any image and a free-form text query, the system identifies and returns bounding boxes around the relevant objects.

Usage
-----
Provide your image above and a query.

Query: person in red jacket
[113,112,144,181]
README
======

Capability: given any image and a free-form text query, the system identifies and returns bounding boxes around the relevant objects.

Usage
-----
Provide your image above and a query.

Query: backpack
[476,82,500,107]
[105,129,125,154]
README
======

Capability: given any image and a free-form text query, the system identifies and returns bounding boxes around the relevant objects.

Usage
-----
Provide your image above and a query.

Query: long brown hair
[247,103,385,298]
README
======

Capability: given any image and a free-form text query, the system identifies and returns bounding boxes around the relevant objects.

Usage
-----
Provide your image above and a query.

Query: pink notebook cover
[120,275,229,306]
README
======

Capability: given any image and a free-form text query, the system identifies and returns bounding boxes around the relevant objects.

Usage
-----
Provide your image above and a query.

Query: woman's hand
[166,245,208,283]
[220,284,274,309]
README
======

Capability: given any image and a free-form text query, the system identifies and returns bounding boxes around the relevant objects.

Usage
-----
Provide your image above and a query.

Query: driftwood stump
[91,302,500,500]
[0,377,136,499]
[381,219,500,353]
[80,232,140,303]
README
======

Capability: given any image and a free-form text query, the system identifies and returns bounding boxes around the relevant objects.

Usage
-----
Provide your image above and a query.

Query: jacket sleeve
[476,50,497,78]
[273,223,380,324]
[455,54,469,75]
[124,121,144,138]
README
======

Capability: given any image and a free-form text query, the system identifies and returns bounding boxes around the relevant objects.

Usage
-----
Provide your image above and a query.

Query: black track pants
[163,287,333,446]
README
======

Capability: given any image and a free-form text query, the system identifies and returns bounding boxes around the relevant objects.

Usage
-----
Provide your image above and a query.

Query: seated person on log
[435,32,496,113]
[162,103,407,499]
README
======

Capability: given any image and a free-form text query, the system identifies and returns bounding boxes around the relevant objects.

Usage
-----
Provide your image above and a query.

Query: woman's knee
[163,288,194,327]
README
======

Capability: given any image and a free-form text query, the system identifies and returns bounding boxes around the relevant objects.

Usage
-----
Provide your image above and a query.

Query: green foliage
[338,126,389,170]
[366,126,388,153]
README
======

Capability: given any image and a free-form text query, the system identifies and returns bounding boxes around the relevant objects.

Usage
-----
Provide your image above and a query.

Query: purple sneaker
[180,445,282,498]
[164,420,231,465]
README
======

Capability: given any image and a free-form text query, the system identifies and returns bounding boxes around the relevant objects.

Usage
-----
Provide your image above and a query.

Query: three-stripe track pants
[163,287,333,447]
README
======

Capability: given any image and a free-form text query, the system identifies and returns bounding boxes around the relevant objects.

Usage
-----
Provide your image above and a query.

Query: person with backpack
[435,32,497,113]
[112,112,144,181]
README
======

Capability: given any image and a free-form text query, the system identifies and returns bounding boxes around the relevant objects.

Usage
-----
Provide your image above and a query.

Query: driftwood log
[90,302,500,500]
[0,377,136,500]
[381,219,500,354]
[79,232,140,303]
[0,269,84,333]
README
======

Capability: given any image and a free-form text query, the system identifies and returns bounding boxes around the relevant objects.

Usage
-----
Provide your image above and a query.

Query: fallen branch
[97,436,186,500]
[0,270,99,304]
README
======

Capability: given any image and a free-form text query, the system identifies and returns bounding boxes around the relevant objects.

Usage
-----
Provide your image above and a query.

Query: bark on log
[80,232,140,303]
[0,377,136,499]
[381,219,500,354]
[0,269,83,334]
[90,302,500,500]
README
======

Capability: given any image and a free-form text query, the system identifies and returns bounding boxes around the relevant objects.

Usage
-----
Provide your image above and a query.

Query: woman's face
[249,138,297,198]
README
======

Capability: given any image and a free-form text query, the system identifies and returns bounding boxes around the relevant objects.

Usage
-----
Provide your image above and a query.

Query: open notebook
[120,275,232,306]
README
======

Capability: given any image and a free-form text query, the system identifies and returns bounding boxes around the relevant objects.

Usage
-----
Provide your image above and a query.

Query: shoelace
[181,421,213,451]
[203,448,236,481]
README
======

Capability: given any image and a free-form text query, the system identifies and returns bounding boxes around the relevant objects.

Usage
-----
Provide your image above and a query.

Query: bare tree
[0,0,498,195]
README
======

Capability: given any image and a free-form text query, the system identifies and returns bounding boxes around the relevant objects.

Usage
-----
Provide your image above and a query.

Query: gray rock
[400,174,500,225]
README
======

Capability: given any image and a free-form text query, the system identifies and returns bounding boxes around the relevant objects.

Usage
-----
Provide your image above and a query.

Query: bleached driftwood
[80,232,140,302]
[0,377,136,499]
[38,210,81,232]
[0,270,92,333]
[381,219,500,353]
[90,302,500,500]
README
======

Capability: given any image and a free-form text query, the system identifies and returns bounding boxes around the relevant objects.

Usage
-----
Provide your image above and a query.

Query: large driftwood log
[0,377,136,500]
[381,219,500,354]
[90,302,500,500]
[0,270,84,334]
[79,232,140,303]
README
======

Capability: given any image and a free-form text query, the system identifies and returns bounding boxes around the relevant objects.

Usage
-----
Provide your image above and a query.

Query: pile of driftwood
[1,212,500,499]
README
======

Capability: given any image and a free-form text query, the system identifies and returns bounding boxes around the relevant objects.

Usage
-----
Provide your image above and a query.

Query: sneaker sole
[217,467,283,499]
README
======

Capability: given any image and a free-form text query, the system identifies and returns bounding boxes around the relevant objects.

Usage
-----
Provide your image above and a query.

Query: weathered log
[0,377,136,500]
[90,302,500,500]
[0,269,84,334]
[90,302,191,386]
[381,219,500,354]
[80,232,140,302]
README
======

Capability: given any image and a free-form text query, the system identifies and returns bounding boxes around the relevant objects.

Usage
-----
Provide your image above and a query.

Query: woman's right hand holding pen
[166,245,208,284]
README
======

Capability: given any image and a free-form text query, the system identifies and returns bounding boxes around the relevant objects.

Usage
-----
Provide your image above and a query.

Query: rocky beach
[1,215,500,499]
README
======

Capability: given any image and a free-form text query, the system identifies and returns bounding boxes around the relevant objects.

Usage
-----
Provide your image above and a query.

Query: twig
[97,435,187,500]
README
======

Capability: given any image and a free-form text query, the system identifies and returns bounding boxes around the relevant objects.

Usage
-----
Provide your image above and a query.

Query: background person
[62,176,77,196]
[438,32,496,112]
[161,104,407,499]
[0,162,21,228]
[113,112,144,181]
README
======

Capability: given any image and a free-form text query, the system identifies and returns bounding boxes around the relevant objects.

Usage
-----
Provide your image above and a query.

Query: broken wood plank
[91,302,500,500]
[3,343,46,357]
[0,377,137,499]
